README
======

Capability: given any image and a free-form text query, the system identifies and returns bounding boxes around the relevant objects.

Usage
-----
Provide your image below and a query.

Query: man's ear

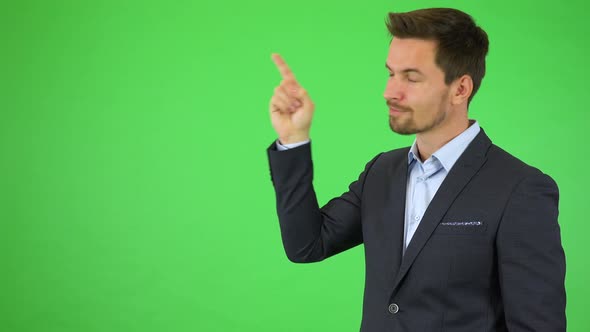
[451,74,473,105]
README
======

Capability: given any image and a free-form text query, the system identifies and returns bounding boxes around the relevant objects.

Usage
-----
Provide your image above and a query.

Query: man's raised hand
[269,53,315,145]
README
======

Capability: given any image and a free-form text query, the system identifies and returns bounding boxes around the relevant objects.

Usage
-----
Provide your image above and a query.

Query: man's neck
[415,118,472,162]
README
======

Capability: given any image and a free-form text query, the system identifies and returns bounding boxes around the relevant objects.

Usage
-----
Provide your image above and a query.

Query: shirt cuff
[276,139,310,151]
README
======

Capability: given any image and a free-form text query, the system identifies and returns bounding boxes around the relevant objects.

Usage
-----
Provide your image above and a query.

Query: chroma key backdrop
[1,0,588,331]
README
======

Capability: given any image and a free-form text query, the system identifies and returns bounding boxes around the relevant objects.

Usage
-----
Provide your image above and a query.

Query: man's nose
[384,77,404,101]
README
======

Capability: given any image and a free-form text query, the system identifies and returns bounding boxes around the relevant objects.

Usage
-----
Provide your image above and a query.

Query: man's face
[384,37,452,135]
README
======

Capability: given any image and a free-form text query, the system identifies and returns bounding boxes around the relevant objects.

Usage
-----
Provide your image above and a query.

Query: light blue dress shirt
[275,120,481,256]
[276,139,310,150]
[403,120,480,254]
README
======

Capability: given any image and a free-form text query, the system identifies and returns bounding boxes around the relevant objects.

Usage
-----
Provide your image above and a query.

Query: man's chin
[389,118,416,135]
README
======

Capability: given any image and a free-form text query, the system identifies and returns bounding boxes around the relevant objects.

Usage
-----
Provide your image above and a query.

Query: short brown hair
[385,8,489,105]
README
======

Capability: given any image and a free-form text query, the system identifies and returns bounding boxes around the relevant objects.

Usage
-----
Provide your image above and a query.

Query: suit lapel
[382,149,410,277]
[390,128,492,291]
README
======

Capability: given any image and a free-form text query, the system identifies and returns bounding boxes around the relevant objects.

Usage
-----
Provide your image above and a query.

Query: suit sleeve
[267,140,381,263]
[496,172,567,331]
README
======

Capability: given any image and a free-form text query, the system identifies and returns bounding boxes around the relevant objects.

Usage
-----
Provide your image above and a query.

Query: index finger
[271,53,297,81]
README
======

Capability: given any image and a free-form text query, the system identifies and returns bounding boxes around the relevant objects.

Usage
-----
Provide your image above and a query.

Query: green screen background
[2,0,588,331]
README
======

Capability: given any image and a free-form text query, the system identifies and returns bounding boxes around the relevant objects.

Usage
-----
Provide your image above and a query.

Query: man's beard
[387,98,447,135]
[389,107,447,135]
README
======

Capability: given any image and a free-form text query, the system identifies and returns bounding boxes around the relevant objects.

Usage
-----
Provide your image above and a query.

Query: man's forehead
[386,38,437,70]
[388,38,437,57]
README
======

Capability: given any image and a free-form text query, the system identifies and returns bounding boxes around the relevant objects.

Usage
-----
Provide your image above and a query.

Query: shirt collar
[407,119,481,171]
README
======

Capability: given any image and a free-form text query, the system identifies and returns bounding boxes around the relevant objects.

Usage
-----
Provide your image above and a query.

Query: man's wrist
[279,134,310,145]
[276,138,310,151]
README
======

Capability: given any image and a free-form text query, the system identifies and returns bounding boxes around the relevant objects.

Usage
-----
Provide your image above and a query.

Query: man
[266,7,566,332]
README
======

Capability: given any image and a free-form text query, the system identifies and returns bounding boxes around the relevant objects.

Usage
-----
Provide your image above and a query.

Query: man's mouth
[389,107,408,116]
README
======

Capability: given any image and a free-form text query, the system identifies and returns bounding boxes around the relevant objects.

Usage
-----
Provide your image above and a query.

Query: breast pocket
[434,220,487,235]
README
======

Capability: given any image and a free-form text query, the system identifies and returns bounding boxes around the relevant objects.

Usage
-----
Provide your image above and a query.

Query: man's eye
[388,73,394,77]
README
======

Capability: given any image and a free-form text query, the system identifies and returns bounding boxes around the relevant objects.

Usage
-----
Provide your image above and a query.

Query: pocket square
[435,219,487,235]
[440,221,483,226]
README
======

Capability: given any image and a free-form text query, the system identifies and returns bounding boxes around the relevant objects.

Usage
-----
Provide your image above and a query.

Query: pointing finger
[271,53,298,82]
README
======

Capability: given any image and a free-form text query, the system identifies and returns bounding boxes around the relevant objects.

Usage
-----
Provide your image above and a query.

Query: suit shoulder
[379,146,411,161]
[370,146,410,167]
[486,144,554,183]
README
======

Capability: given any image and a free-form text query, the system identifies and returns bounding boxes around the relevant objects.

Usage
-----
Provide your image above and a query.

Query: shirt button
[414,215,421,221]
[388,303,399,314]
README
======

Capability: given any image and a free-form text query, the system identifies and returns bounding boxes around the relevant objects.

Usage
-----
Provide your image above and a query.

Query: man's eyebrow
[385,63,424,75]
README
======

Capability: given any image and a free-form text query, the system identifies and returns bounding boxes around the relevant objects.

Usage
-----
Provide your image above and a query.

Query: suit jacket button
[388,303,399,314]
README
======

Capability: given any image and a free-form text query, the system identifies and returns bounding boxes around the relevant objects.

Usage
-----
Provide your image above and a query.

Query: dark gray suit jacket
[267,128,566,331]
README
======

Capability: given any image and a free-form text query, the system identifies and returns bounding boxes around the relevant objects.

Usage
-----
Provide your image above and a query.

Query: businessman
[266,7,566,332]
